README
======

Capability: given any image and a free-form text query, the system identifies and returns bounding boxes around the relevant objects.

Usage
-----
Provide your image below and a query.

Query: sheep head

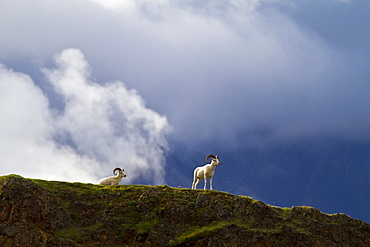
[206,154,223,165]
[113,167,127,177]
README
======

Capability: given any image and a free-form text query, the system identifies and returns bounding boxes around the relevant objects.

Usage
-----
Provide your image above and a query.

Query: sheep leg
[209,176,213,190]
[192,170,199,189]
[192,178,200,189]
[203,175,208,190]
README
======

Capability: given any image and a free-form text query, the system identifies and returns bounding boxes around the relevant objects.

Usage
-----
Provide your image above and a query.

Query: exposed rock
[0,175,72,246]
[195,193,210,208]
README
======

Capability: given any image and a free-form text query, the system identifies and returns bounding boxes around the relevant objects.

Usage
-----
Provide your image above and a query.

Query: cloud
[0,63,97,182]
[0,49,170,184]
[330,0,351,3]
[0,0,369,152]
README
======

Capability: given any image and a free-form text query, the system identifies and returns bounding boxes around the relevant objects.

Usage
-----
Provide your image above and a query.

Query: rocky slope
[0,175,369,246]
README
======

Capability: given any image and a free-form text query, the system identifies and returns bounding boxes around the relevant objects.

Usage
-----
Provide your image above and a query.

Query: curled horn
[113,167,122,175]
[206,154,216,162]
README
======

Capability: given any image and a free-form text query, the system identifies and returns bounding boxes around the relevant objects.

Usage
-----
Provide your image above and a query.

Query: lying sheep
[97,168,127,185]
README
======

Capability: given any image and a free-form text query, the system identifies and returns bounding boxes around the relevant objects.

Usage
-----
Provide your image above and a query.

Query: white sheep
[191,154,223,190]
[97,167,127,185]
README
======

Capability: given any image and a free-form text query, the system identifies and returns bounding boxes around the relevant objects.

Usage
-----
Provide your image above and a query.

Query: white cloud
[90,0,134,11]
[0,49,170,184]
[0,64,99,182]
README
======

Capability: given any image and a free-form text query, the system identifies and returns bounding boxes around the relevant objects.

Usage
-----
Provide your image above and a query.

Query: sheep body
[98,168,127,185]
[192,155,222,190]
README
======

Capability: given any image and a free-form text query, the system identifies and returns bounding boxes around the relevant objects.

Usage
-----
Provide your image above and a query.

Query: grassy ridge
[1,174,368,246]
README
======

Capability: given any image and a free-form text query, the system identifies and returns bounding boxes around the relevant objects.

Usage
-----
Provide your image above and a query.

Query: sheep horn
[113,167,122,175]
[206,154,216,162]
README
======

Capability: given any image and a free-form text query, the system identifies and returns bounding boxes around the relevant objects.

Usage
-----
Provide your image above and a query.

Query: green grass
[169,220,291,246]
[169,221,228,246]
[55,226,83,242]
[135,220,158,234]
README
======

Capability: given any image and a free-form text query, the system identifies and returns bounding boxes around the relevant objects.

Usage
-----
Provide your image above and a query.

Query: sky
[0,0,369,222]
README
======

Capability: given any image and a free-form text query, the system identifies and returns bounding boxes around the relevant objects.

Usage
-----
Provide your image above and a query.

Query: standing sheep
[192,154,223,190]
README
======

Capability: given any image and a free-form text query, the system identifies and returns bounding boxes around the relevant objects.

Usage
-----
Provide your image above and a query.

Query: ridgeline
[0,175,369,246]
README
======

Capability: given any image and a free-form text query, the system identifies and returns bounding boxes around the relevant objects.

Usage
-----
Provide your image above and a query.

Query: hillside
[0,175,369,246]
